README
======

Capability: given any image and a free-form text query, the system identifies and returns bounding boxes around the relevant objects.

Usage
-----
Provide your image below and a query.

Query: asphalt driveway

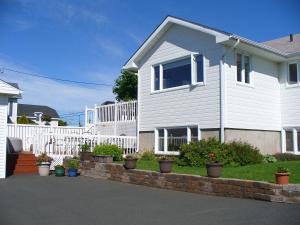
[0,175,299,225]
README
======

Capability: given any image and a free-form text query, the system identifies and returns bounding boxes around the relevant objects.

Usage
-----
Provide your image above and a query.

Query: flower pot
[159,160,174,173]
[124,159,137,169]
[275,172,290,185]
[38,163,50,176]
[80,152,92,161]
[55,167,65,177]
[68,168,78,177]
[206,162,223,178]
[93,155,113,163]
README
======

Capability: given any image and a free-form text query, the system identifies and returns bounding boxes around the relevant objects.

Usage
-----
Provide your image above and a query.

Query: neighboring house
[123,16,300,155]
[0,80,22,178]
[17,104,60,126]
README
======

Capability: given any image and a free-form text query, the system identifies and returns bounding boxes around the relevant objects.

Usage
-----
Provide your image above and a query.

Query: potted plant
[275,167,290,185]
[206,152,223,178]
[158,156,175,173]
[124,154,139,169]
[80,143,92,161]
[54,165,65,177]
[92,144,122,163]
[67,158,80,177]
[36,152,53,176]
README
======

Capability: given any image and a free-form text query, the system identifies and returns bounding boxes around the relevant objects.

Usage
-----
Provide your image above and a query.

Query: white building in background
[122,16,300,155]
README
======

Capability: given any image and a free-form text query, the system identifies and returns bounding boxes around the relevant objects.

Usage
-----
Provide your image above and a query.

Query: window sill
[236,82,254,89]
[151,83,205,95]
[154,151,180,156]
[285,83,300,89]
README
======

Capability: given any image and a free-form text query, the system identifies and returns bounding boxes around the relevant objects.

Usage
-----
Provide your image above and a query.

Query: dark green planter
[55,167,65,177]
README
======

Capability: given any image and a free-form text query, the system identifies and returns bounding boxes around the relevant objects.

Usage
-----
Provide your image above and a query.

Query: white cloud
[0,56,115,122]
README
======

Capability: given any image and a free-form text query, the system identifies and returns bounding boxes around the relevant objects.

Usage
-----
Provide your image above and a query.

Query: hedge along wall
[80,162,300,203]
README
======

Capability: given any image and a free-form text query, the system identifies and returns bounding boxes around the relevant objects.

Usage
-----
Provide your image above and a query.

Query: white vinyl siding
[138,24,222,131]
[225,51,281,131]
[0,96,8,178]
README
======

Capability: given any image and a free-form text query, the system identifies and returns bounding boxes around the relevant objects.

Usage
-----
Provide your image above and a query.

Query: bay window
[151,54,205,92]
[155,126,200,154]
[236,53,251,84]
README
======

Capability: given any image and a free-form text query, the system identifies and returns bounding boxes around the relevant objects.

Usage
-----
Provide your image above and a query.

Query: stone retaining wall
[80,162,300,203]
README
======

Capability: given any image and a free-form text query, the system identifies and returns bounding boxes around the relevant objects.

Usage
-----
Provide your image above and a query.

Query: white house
[123,16,300,155]
[0,80,22,178]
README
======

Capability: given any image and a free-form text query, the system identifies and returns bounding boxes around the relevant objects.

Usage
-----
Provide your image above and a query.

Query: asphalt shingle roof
[262,33,300,54]
[17,104,59,118]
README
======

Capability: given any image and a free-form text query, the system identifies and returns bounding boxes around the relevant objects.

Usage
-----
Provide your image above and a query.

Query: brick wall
[80,162,300,203]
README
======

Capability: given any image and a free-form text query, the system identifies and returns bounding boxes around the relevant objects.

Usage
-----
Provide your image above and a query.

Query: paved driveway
[0,175,299,225]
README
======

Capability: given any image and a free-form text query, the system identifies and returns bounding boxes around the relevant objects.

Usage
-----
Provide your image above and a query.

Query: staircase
[6,152,38,175]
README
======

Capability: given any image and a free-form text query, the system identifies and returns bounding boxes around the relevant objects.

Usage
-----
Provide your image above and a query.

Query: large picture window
[152,54,205,92]
[155,126,199,154]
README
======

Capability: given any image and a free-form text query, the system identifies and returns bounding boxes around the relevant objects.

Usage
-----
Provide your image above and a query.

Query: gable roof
[17,104,59,118]
[0,79,22,96]
[124,16,299,71]
[262,33,300,54]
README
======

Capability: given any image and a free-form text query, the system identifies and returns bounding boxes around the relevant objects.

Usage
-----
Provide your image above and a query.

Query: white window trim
[151,54,206,94]
[154,125,201,155]
[286,61,300,88]
[282,128,300,155]
[236,52,253,87]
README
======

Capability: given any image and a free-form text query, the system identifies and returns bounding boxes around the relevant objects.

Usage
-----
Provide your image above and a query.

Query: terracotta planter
[80,152,92,161]
[206,162,223,178]
[159,160,174,173]
[275,172,290,185]
[38,163,50,176]
[93,155,113,163]
[124,159,137,169]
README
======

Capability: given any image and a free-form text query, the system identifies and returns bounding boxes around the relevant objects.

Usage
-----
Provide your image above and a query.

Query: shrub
[274,153,300,161]
[81,143,91,152]
[140,150,156,161]
[263,154,277,163]
[17,115,29,124]
[92,144,123,161]
[67,158,80,169]
[227,141,263,166]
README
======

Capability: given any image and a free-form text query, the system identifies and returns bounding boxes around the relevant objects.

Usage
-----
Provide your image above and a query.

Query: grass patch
[134,160,300,184]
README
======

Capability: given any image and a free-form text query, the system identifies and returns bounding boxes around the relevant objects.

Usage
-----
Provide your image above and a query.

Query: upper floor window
[288,62,299,85]
[236,53,251,84]
[152,54,205,92]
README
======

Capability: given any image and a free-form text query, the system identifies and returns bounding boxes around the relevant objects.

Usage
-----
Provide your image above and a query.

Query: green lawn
[127,160,300,184]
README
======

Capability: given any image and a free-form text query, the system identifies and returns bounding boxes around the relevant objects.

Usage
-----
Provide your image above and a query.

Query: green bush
[263,154,277,163]
[17,115,29,124]
[67,158,80,169]
[177,138,263,167]
[227,141,263,166]
[274,153,300,161]
[92,144,123,161]
[140,150,156,161]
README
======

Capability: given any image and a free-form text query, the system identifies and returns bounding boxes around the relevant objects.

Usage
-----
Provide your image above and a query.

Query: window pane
[244,56,250,84]
[191,127,198,142]
[236,54,242,82]
[288,63,298,84]
[196,55,204,82]
[167,128,187,151]
[286,131,293,152]
[154,66,160,90]
[158,129,164,151]
[163,58,191,89]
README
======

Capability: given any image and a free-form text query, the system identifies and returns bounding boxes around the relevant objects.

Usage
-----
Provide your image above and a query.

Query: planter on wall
[80,152,92,161]
[38,163,51,176]
[93,155,113,163]
[206,163,223,178]
[275,172,290,185]
[124,159,138,169]
[159,160,174,173]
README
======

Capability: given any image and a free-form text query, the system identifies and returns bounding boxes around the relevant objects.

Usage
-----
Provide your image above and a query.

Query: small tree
[58,120,68,126]
[41,114,52,125]
[113,70,137,101]
[17,115,29,124]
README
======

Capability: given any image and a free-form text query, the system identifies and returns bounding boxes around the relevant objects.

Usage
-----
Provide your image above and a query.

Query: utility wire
[0,66,113,87]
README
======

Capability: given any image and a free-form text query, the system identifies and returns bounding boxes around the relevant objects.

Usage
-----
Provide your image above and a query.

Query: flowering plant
[36,152,53,164]
[208,152,218,163]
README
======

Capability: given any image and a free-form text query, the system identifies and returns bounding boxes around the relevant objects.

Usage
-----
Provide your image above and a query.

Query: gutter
[220,39,240,143]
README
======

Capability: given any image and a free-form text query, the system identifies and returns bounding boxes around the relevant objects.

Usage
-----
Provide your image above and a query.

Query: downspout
[220,38,240,143]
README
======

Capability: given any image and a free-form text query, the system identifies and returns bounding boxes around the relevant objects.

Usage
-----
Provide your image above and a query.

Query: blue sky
[0,0,299,125]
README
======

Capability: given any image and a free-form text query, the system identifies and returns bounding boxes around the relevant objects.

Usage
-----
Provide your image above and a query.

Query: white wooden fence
[7,124,137,167]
